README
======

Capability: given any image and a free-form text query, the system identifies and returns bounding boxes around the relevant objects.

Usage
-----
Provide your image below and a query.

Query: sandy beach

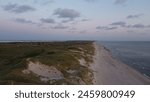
[92,43,150,85]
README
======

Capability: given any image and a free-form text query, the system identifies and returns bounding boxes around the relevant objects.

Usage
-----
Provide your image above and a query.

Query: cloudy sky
[0,0,150,41]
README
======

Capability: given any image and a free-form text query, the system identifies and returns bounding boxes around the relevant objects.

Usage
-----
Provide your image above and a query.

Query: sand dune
[92,43,150,85]
[22,61,64,82]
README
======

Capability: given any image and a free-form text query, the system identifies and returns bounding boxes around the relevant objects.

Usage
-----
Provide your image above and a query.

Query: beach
[92,43,150,85]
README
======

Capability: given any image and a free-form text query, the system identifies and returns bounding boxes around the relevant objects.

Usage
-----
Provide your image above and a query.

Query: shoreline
[91,42,150,85]
[0,41,149,85]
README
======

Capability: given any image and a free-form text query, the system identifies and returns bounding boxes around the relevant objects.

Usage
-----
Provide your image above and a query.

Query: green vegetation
[0,41,95,85]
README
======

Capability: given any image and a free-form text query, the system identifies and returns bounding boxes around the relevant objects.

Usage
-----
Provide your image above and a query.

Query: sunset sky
[0,0,150,41]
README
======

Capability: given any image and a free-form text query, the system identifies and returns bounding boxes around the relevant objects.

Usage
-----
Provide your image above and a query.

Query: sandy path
[92,43,150,85]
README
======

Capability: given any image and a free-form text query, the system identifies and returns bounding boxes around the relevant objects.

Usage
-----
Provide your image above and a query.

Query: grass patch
[0,41,95,85]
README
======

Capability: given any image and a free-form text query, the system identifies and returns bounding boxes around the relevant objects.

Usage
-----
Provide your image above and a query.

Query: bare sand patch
[78,58,86,66]
[22,61,64,82]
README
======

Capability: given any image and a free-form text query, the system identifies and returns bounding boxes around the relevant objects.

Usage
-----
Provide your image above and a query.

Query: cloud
[115,0,128,5]
[132,24,145,28]
[122,23,150,29]
[110,21,126,27]
[96,20,150,32]
[101,21,150,30]
[53,24,68,29]
[54,8,80,20]
[96,26,118,30]
[34,0,54,5]
[61,19,72,23]
[14,18,34,24]
[40,18,55,23]
[81,19,90,22]
[127,14,144,19]
[2,4,35,14]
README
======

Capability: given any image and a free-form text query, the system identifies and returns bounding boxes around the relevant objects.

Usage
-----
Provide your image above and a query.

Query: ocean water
[98,41,150,78]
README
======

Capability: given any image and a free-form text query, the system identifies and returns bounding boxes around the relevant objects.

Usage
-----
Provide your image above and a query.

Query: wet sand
[92,43,150,85]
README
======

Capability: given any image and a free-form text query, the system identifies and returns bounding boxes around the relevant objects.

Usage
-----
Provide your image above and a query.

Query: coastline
[0,41,149,85]
[91,42,150,85]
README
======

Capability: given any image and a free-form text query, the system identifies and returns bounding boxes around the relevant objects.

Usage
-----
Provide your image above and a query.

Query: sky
[0,0,150,41]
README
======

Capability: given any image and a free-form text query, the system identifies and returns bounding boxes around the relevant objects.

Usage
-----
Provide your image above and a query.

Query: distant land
[0,41,149,85]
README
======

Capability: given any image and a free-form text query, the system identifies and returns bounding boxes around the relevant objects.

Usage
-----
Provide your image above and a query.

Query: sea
[99,41,150,78]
